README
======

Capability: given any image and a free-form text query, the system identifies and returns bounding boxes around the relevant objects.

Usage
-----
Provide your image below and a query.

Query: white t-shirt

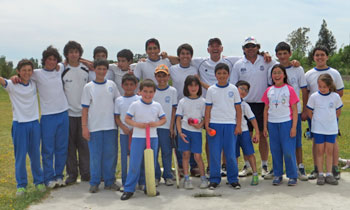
[169,64,198,101]
[176,97,205,133]
[126,99,165,138]
[231,55,276,103]
[134,58,171,84]
[109,63,136,96]
[241,100,256,132]
[114,95,141,135]
[205,83,241,124]
[305,67,344,95]
[307,91,342,135]
[62,63,89,117]
[81,80,120,132]
[261,84,299,123]
[3,80,39,122]
[31,64,69,115]
[153,86,178,129]
[192,56,240,97]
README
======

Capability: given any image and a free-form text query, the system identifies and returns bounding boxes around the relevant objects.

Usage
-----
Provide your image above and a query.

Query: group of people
[0,36,344,201]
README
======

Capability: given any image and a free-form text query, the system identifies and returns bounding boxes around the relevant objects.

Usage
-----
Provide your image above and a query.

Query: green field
[0,88,349,210]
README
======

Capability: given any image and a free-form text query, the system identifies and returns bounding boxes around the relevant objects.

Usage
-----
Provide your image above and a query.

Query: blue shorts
[236,131,255,158]
[178,129,202,154]
[313,133,337,144]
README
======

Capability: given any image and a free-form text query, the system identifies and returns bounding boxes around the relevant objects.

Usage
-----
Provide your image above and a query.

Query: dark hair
[215,63,230,74]
[93,46,108,59]
[145,38,160,51]
[312,46,329,56]
[183,75,202,97]
[177,43,193,56]
[63,41,83,61]
[270,64,288,85]
[140,79,156,91]
[275,42,291,54]
[208,38,222,46]
[93,59,109,69]
[318,73,336,92]
[41,45,62,66]
[16,59,34,71]
[122,73,138,85]
[117,49,133,62]
[235,80,250,90]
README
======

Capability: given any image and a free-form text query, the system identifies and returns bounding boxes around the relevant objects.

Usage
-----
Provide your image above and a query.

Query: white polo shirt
[134,58,171,84]
[305,67,344,95]
[169,64,198,101]
[126,99,165,138]
[114,95,141,135]
[231,55,276,103]
[153,86,177,129]
[241,100,256,132]
[307,91,343,135]
[176,96,205,133]
[81,80,120,132]
[62,63,89,117]
[3,80,39,122]
[31,64,69,115]
[205,83,241,124]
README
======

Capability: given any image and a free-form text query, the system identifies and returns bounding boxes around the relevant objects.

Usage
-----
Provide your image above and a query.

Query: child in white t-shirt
[307,73,342,185]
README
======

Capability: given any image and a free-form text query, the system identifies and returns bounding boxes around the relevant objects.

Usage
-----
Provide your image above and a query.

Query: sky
[1,0,350,65]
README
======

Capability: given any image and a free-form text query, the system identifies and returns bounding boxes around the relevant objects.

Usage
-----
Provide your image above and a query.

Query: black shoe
[230,182,241,189]
[144,189,160,196]
[308,166,318,180]
[65,176,77,185]
[121,192,134,200]
[332,165,341,180]
[208,182,218,190]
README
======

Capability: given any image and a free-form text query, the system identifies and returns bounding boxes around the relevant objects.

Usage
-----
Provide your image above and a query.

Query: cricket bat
[144,125,157,196]
[171,137,180,188]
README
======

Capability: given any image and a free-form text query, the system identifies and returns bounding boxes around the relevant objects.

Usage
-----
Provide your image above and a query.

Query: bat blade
[172,148,180,188]
[144,148,156,196]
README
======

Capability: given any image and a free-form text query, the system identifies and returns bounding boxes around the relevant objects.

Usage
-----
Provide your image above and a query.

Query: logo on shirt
[281,94,287,105]
[290,78,296,85]
[205,69,208,72]
[329,102,334,108]
[260,66,265,71]
[108,87,113,92]
[165,96,171,103]
[64,79,73,83]
[228,91,234,98]
[240,68,247,73]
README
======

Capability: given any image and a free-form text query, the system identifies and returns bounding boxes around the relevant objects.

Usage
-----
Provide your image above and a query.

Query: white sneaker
[261,165,269,178]
[298,168,308,181]
[183,179,194,190]
[264,169,274,180]
[56,178,65,187]
[239,165,253,177]
[165,179,174,186]
[199,179,208,189]
[47,180,57,189]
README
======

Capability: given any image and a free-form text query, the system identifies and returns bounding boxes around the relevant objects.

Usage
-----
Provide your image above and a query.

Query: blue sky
[1,0,349,65]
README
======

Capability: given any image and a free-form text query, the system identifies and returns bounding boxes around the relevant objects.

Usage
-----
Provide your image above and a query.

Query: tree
[0,56,14,78]
[29,57,40,69]
[286,27,311,59]
[133,53,147,63]
[315,19,337,55]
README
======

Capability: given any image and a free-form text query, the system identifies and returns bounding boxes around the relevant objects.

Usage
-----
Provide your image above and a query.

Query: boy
[62,41,90,185]
[235,80,260,185]
[81,59,121,193]
[205,63,242,190]
[264,42,308,181]
[87,46,115,82]
[121,79,166,200]
[153,64,177,186]
[0,59,45,196]
[115,73,140,190]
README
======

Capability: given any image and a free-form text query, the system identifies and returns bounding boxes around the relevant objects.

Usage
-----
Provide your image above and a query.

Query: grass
[0,88,350,209]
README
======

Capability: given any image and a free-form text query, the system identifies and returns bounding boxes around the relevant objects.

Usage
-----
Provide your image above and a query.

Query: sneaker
[239,165,253,177]
[325,175,338,185]
[191,167,200,177]
[89,185,99,193]
[288,178,297,186]
[155,179,160,187]
[251,175,259,186]
[46,180,57,189]
[165,179,174,186]
[332,166,341,180]
[120,186,124,192]
[261,165,268,178]
[137,184,145,191]
[316,175,325,185]
[206,167,210,175]
[65,176,77,185]
[183,179,194,190]
[104,183,120,191]
[298,168,308,181]
[16,188,26,196]
[199,179,208,189]
[272,176,283,186]
[56,178,65,187]
[120,192,134,200]
[264,169,274,180]
[221,164,227,177]
[208,182,218,190]
[308,167,318,180]
[36,184,46,192]
[231,182,241,189]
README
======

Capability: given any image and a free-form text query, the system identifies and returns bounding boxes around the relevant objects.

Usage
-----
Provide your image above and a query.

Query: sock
[184,175,190,181]
[253,172,258,176]
[200,176,207,181]
[261,161,268,167]
[245,160,251,168]
[314,165,318,172]
[298,163,304,169]
[318,172,324,176]
[326,172,332,177]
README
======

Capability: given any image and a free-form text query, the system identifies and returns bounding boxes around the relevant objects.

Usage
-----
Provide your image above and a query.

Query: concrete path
[29,173,350,210]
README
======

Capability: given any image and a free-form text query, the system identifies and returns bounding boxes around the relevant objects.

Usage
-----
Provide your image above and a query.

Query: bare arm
[234,104,242,135]
[250,118,260,143]
[263,104,269,137]
[204,105,213,134]
[160,52,179,65]
[0,77,6,86]
[125,115,147,129]
[82,107,90,141]
[336,108,342,118]
[176,116,188,143]
[337,89,344,97]
[115,115,131,135]
[194,74,210,90]
[290,103,298,138]
[148,116,167,127]
[169,107,176,138]
[306,108,313,120]
[301,88,309,121]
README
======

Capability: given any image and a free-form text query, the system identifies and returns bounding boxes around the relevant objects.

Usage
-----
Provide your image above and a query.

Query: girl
[262,64,299,186]
[175,75,207,189]
[306,74,342,185]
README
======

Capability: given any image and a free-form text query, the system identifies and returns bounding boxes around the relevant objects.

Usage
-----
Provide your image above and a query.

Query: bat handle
[146,125,151,149]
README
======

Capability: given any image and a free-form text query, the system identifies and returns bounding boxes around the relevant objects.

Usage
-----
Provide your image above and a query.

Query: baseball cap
[243,36,258,46]
[155,64,169,75]
[208,38,222,46]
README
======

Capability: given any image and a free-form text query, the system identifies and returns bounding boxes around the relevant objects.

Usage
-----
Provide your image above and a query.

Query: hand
[160,51,168,59]
[190,123,202,129]
[252,133,260,144]
[148,121,159,127]
[170,128,175,139]
[128,66,134,74]
[291,60,301,67]
[179,132,189,143]
[121,126,130,135]
[136,122,147,129]
[263,52,272,63]
[234,126,242,135]
[82,126,90,141]
[290,127,296,138]
[301,111,308,121]
[263,128,268,138]
[10,75,21,84]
